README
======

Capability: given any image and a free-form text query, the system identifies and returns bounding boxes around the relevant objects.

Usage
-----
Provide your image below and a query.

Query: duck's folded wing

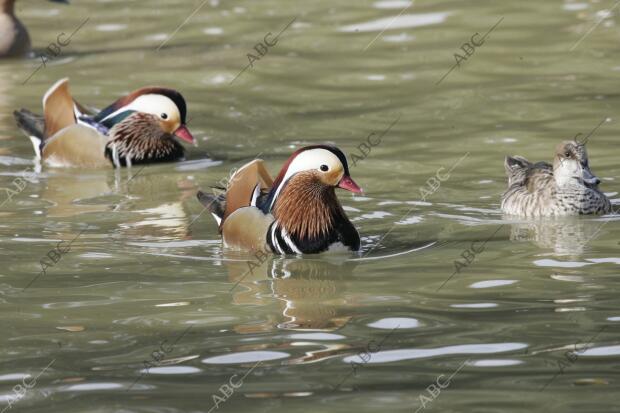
[524,161,554,193]
[222,159,274,223]
[505,156,554,190]
[41,124,110,168]
[222,207,274,252]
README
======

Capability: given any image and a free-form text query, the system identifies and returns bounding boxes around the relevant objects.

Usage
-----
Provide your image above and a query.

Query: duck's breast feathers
[221,159,274,224]
[105,112,184,166]
[270,172,360,253]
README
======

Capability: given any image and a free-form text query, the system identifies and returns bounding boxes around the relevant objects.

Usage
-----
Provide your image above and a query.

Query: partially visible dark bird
[0,0,68,58]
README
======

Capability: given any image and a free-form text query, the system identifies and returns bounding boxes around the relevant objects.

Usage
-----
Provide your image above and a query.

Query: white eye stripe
[101,94,180,123]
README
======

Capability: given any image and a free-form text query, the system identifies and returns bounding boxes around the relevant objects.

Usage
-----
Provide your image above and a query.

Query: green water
[1,0,619,412]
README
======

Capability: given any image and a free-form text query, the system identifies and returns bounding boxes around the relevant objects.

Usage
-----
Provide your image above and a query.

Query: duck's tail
[197,190,226,228]
[504,155,531,186]
[13,109,45,159]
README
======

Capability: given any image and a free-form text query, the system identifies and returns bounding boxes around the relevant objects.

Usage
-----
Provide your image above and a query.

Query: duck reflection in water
[508,216,615,256]
[226,255,358,334]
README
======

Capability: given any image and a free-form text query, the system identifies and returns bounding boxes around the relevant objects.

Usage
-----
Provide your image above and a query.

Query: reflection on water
[339,12,451,33]
[507,216,614,256]
[343,342,527,364]
[39,171,112,217]
[1,0,620,412]
[229,257,355,332]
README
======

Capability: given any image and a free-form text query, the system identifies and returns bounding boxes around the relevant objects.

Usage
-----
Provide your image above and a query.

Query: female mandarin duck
[14,78,195,167]
[197,145,362,254]
[501,140,612,217]
[0,0,67,58]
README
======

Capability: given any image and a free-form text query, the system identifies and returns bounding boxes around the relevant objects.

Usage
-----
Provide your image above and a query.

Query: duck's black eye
[564,151,571,158]
[161,113,168,120]
[320,164,329,172]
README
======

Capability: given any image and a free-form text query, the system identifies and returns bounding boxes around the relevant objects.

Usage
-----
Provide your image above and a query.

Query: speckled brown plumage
[501,141,612,217]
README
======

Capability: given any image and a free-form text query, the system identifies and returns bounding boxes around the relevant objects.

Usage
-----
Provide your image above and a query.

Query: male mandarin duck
[197,145,362,254]
[0,0,67,58]
[13,78,195,167]
[501,140,612,217]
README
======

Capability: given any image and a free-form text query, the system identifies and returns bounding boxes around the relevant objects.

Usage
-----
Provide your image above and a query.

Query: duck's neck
[1,0,16,14]
[272,174,347,241]
[554,174,588,190]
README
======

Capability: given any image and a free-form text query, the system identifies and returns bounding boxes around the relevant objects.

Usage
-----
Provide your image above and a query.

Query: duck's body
[197,145,362,254]
[14,78,195,168]
[0,0,30,57]
[501,141,611,217]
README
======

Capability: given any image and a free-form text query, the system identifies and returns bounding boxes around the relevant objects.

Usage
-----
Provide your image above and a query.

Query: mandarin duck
[0,0,67,58]
[501,140,612,217]
[13,78,195,168]
[197,145,362,254]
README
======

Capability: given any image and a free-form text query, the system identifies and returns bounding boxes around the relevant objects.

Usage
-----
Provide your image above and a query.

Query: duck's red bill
[338,175,363,194]
[174,125,196,145]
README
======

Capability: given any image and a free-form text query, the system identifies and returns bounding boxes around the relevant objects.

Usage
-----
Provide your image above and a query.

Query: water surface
[1,0,619,412]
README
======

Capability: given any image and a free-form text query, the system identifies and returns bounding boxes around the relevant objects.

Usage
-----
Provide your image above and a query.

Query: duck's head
[266,145,362,244]
[94,87,195,145]
[268,145,362,209]
[553,140,600,187]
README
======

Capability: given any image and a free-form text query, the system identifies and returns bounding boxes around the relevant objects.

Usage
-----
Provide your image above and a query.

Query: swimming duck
[0,0,66,58]
[197,145,362,254]
[14,78,195,168]
[501,141,611,217]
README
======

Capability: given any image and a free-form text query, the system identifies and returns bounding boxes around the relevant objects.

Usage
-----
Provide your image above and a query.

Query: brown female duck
[501,141,612,217]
